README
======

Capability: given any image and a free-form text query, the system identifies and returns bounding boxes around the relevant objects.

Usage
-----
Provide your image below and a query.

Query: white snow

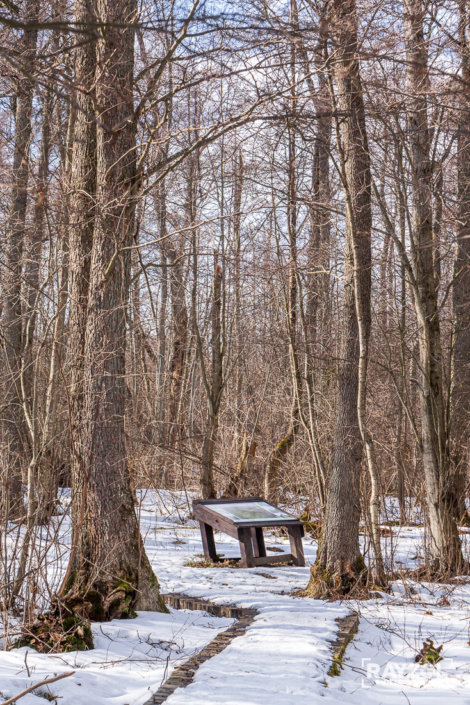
[2,490,470,705]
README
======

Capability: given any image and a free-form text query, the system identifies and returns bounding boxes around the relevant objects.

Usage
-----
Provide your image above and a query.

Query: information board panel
[193,497,305,568]
[207,500,295,523]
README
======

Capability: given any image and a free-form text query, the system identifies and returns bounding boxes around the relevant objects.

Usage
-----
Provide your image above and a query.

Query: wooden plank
[193,504,239,539]
[233,519,304,529]
[193,498,302,524]
[193,497,263,505]
[199,522,218,561]
[287,525,305,566]
[238,527,255,568]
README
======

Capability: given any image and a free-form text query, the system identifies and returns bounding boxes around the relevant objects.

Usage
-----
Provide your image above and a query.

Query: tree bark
[404,0,463,572]
[155,179,168,447]
[67,0,98,553]
[451,0,470,524]
[265,5,300,503]
[63,0,165,618]
[329,7,384,582]
[306,20,331,362]
[1,0,39,519]
[233,149,244,445]
[22,81,56,525]
[200,255,223,499]
[309,0,368,594]
[167,234,188,447]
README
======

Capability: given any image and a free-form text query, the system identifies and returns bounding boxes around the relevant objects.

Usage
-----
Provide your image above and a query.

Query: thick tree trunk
[1,0,39,519]
[451,0,470,524]
[329,16,384,581]
[309,0,369,594]
[63,0,164,619]
[404,0,463,572]
[67,0,98,551]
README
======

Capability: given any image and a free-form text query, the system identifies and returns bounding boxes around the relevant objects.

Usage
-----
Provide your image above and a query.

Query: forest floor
[2,491,470,704]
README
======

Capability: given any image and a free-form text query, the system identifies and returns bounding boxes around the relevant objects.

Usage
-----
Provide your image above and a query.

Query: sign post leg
[199,521,218,562]
[238,527,255,568]
[287,526,305,566]
[251,527,266,558]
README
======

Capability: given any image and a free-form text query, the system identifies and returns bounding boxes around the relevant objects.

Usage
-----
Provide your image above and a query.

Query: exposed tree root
[14,604,93,653]
[16,568,168,653]
[301,556,388,600]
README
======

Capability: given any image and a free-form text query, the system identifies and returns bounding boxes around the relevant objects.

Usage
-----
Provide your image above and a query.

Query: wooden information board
[193,497,305,568]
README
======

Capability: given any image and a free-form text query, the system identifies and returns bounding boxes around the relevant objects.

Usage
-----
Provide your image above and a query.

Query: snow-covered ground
[2,490,470,704]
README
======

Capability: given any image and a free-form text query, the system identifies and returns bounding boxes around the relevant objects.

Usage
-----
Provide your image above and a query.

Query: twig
[1,671,74,705]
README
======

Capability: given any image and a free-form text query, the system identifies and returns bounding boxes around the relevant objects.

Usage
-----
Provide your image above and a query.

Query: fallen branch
[1,671,74,705]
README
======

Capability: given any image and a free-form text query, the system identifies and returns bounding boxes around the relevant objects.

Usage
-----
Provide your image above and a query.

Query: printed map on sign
[208,501,295,523]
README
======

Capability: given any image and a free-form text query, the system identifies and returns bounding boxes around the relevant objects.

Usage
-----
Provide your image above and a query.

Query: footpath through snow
[2,491,470,704]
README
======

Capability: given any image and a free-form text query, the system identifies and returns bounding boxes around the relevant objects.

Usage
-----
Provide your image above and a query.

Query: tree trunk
[155,179,168,447]
[404,0,463,572]
[167,236,188,447]
[307,25,331,363]
[225,433,257,498]
[265,9,300,503]
[303,26,330,511]
[451,0,470,524]
[200,255,223,499]
[329,4,384,582]
[63,0,165,619]
[1,0,39,519]
[67,0,98,554]
[233,149,244,446]
[308,0,368,595]
[23,81,56,524]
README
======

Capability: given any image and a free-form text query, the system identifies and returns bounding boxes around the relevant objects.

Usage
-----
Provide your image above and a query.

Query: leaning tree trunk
[404,0,463,573]
[62,0,165,619]
[1,0,39,519]
[308,0,368,596]
[451,0,470,524]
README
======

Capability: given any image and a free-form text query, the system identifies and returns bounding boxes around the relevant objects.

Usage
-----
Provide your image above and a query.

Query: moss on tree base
[61,572,146,622]
[16,565,168,654]
[304,555,369,599]
[15,609,93,653]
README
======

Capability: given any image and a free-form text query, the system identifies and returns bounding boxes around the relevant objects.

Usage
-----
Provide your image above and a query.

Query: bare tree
[62,0,165,617]
[1,0,39,519]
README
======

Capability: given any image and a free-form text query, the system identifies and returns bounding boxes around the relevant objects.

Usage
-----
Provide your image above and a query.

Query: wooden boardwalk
[144,592,359,704]
[144,594,257,705]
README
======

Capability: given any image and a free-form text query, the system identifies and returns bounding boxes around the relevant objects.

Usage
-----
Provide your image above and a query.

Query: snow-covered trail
[2,490,470,705]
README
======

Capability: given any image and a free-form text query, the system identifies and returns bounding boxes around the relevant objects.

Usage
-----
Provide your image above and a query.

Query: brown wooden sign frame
[193,496,305,568]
